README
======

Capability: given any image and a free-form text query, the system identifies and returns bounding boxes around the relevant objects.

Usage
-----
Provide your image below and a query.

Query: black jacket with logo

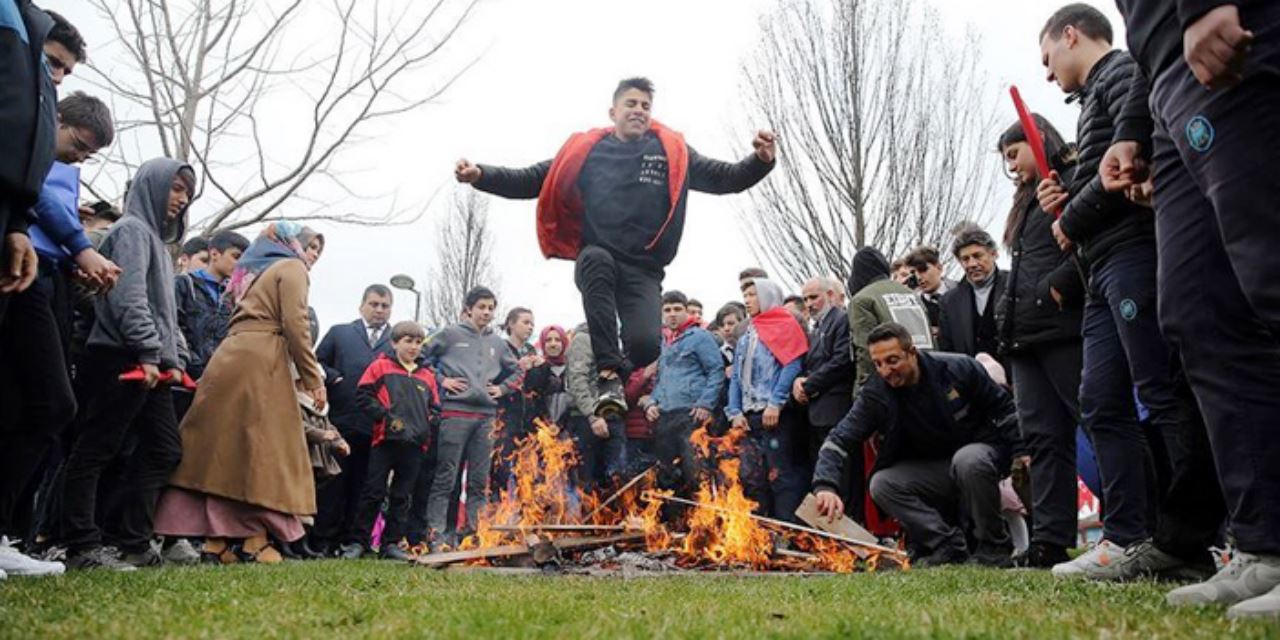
[357,353,440,448]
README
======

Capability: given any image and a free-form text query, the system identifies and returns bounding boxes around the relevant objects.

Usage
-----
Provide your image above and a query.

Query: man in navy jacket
[308,284,393,554]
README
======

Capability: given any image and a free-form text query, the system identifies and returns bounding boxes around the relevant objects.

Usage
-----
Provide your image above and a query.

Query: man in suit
[939,227,1006,361]
[792,276,857,518]
[308,284,394,555]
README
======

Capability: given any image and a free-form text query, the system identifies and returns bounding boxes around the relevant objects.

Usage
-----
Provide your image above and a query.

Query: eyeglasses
[65,127,98,160]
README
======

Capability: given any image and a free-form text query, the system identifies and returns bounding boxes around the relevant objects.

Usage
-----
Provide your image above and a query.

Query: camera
[905,272,921,290]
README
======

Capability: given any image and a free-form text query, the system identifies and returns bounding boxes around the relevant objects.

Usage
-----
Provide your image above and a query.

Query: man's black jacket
[938,270,1007,358]
[1058,49,1155,266]
[812,351,1019,492]
[316,319,394,438]
[801,305,853,427]
[0,0,56,235]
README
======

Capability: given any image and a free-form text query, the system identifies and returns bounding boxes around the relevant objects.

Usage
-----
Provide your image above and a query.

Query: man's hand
[455,158,483,183]
[1128,179,1155,208]
[645,404,660,423]
[589,416,610,439]
[140,363,162,389]
[791,377,809,405]
[690,407,712,425]
[1184,5,1254,90]
[1,233,38,294]
[752,130,778,164]
[486,384,503,399]
[73,248,121,292]
[1051,219,1073,252]
[1049,286,1064,310]
[1036,171,1069,215]
[731,415,749,431]
[441,377,469,394]
[814,490,845,522]
[1100,141,1149,193]
[762,405,781,429]
[309,385,328,411]
[643,361,659,380]
[335,439,351,457]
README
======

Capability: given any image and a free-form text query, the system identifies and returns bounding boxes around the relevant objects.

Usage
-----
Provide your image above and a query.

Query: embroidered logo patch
[1186,115,1214,153]
[1119,298,1138,322]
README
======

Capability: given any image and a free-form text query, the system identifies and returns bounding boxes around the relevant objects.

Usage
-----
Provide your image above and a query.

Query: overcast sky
[45,0,1125,336]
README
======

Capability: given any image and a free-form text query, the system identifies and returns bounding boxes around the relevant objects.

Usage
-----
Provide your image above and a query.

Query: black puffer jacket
[997,198,1086,355]
[1057,50,1154,267]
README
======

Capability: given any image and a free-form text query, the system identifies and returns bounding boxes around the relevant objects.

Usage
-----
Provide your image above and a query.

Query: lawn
[1,560,1276,639]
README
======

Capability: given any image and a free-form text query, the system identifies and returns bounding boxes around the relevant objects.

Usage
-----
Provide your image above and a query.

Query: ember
[416,419,908,573]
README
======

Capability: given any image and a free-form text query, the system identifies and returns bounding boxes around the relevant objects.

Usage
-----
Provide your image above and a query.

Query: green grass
[2,560,1276,639]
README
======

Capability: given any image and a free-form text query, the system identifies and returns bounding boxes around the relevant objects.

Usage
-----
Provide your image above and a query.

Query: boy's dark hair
[503,306,532,333]
[613,77,654,102]
[57,91,114,148]
[903,246,941,271]
[950,221,997,258]
[391,320,426,343]
[209,230,250,254]
[464,286,497,309]
[738,267,769,281]
[86,200,120,222]
[868,322,915,349]
[662,290,688,307]
[784,294,804,307]
[180,236,209,258]
[1040,3,1113,44]
[687,298,703,310]
[889,258,905,272]
[45,10,87,62]
[714,303,745,325]
[363,284,393,304]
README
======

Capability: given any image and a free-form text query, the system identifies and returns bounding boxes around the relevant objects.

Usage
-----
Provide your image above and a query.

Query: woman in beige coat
[154,222,327,564]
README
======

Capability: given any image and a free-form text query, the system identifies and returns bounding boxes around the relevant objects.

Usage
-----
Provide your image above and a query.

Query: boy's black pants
[347,440,423,548]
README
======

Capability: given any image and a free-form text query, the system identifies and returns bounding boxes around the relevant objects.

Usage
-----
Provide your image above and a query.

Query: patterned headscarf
[226,221,306,304]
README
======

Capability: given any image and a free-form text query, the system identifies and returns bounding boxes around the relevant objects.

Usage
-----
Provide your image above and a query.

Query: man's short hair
[391,320,426,342]
[57,91,113,148]
[868,322,915,349]
[889,258,905,272]
[209,230,249,254]
[687,298,703,310]
[662,290,688,307]
[464,285,497,309]
[784,294,804,307]
[950,222,997,258]
[180,237,209,258]
[86,200,120,223]
[613,77,654,102]
[45,10,87,62]
[903,246,941,271]
[715,303,745,325]
[738,267,768,281]
[363,284,393,304]
[1040,3,1113,44]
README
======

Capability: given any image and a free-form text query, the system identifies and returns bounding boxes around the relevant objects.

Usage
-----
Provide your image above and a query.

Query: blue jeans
[1079,240,1178,546]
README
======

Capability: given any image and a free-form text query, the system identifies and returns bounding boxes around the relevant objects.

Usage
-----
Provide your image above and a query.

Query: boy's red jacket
[357,353,440,448]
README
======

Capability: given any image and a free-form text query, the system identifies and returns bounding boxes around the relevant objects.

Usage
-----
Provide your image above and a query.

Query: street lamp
[389,274,422,325]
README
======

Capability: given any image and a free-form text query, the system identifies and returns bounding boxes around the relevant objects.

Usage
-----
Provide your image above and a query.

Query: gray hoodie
[89,158,193,369]
[425,320,519,416]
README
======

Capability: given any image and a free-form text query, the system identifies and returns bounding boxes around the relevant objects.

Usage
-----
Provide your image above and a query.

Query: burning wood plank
[413,543,532,568]
[489,524,631,533]
[793,493,878,559]
[583,465,656,522]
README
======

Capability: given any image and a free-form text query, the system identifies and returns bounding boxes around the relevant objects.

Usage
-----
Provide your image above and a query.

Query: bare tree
[739,0,998,285]
[80,0,480,234]
[421,188,499,328]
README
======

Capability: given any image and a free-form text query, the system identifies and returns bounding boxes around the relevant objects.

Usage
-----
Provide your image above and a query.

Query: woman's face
[1003,141,1037,186]
[542,333,564,358]
[304,238,324,268]
[511,312,534,342]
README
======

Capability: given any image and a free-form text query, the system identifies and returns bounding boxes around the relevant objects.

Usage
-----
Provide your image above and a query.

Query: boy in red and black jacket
[339,321,439,561]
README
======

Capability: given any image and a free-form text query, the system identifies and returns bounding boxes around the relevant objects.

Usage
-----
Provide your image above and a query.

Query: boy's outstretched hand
[455,158,482,183]
[752,130,778,163]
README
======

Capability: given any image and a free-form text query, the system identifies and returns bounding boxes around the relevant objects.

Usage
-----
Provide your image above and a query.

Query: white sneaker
[1228,583,1280,620]
[1167,551,1280,607]
[0,536,66,577]
[1051,539,1127,580]
[0,567,7,580]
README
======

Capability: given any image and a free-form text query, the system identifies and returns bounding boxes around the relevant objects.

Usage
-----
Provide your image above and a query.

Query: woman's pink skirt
[153,488,305,542]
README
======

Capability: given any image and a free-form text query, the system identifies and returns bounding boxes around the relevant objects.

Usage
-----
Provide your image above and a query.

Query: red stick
[1010,86,1061,218]
[118,366,198,390]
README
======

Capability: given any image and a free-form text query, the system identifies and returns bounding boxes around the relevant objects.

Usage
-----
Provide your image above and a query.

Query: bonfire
[417,418,908,574]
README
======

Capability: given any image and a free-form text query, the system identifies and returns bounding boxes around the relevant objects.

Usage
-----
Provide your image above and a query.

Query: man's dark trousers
[1148,31,1280,553]
[347,441,422,549]
[573,245,662,375]
[60,348,182,553]
[654,411,700,497]
[740,413,806,523]
[1079,240,1179,547]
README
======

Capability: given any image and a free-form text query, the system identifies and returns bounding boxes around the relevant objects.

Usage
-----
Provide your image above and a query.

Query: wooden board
[795,493,878,544]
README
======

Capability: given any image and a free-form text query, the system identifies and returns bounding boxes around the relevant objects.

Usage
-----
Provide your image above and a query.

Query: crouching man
[812,322,1018,568]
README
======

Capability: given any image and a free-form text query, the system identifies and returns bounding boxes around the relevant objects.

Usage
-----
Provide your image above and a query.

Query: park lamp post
[390,274,422,326]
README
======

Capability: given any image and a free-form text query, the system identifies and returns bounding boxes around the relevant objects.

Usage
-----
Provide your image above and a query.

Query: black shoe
[380,544,412,562]
[914,545,969,568]
[338,543,365,560]
[594,375,627,418]
[121,545,165,569]
[66,546,138,572]
[969,543,1015,569]
[292,539,325,560]
[1012,541,1070,569]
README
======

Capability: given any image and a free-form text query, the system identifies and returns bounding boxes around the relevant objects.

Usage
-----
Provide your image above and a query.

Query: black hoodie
[847,247,891,295]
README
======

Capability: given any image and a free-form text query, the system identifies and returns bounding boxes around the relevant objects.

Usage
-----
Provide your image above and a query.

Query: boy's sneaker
[1012,541,1070,569]
[594,375,627,418]
[338,543,365,560]
[1051,539,1128,580]
[1111,539,1213,582]
[122,545,164,568]
[66,546,137,572]
[0,537,65,577]
[162,538,201,566]
[1166,551,1280,607]
[0,568,7,580]
[1227,584,1280,620]
[380,544,412,562]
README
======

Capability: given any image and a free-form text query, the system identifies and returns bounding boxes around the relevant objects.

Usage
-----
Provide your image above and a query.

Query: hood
[848,247,890,294]
[124,158,195,244]
[752,278,786,314]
